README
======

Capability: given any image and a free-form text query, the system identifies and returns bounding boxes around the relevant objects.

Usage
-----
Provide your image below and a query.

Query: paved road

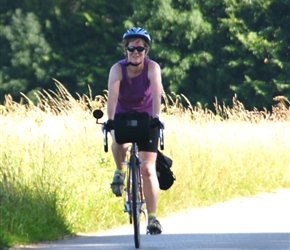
[13,189,290,250]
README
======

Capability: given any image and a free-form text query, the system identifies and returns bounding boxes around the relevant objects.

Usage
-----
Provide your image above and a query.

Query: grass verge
[1,84,289,247]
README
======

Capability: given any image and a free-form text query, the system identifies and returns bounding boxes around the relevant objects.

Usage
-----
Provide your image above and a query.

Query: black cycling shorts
[137,127,159,153]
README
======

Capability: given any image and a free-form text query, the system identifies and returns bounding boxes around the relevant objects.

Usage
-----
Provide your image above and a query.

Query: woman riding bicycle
[106,27,163,234]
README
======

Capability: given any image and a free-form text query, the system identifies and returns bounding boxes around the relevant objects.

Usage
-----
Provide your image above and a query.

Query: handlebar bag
[114,111,150,144]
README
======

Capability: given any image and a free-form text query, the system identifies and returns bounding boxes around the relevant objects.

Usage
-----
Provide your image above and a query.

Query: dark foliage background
[1,0,289,110]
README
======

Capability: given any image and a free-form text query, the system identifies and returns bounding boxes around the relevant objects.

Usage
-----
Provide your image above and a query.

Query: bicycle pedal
[124,203,130,213]
[111,183,124,197]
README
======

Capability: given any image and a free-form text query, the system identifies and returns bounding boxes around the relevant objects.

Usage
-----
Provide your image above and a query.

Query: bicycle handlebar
[93,109,109,152]
[93,109,165,152]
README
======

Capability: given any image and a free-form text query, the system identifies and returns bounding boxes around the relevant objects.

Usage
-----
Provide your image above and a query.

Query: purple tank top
[116,58,153,116]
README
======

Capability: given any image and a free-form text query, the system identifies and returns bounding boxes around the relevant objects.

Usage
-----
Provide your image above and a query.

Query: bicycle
[93,109,164,249]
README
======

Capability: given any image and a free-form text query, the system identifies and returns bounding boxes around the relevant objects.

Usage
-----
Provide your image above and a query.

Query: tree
[1,8,53,101]
[220,0,290,108]
[1,0,289,109]
[129,0,290,109]
[0,0,132,102]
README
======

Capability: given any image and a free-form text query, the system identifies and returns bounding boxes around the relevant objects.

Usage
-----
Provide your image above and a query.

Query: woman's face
[126,38,147,65]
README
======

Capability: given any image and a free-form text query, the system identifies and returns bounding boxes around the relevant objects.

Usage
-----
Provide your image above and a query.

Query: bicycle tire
[130,154,141,249]
[127,170,133,225]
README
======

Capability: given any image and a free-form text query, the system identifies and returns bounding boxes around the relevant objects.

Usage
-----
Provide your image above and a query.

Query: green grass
[1,85,289,247]
[157,117,290,215]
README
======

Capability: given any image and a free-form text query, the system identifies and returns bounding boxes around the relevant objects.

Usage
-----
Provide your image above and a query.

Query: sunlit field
[1,82,290,247]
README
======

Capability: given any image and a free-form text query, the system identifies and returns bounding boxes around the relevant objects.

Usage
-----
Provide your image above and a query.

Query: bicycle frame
[123,142,147,248]
[123,143,146,216]
[93,109,164,249]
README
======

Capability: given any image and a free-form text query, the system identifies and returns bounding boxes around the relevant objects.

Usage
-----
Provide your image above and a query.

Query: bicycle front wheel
[130,154,141,249]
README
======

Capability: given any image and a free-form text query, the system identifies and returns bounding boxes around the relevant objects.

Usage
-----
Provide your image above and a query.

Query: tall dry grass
[1,80,289,247]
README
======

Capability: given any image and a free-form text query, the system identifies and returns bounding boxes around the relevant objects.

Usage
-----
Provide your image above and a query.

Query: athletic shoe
[147,216,162,235]
[111,171,125,197]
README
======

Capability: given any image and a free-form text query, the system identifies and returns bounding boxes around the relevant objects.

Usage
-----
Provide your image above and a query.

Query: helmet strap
[125,61,142,67]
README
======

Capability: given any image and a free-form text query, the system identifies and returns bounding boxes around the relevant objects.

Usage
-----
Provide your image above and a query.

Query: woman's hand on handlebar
[150,117,164,129]
[103,119,114,132]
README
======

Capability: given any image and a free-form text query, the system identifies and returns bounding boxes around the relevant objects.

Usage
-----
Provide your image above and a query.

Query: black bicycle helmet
[122,27,151,44]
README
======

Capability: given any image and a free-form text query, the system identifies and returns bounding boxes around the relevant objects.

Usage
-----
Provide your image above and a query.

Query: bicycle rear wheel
[130,154,141,249]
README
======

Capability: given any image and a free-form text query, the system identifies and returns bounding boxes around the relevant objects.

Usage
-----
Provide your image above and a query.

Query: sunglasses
[126,46,146,52]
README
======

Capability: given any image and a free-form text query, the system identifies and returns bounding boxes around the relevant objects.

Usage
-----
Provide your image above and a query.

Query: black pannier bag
[156,150,176,190]
[114,111,150,144]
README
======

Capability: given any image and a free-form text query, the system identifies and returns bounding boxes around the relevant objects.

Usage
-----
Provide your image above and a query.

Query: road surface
[12,189,290,250]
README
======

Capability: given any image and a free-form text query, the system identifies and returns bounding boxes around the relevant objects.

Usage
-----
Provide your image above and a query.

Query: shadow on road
[14,232,290,250]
